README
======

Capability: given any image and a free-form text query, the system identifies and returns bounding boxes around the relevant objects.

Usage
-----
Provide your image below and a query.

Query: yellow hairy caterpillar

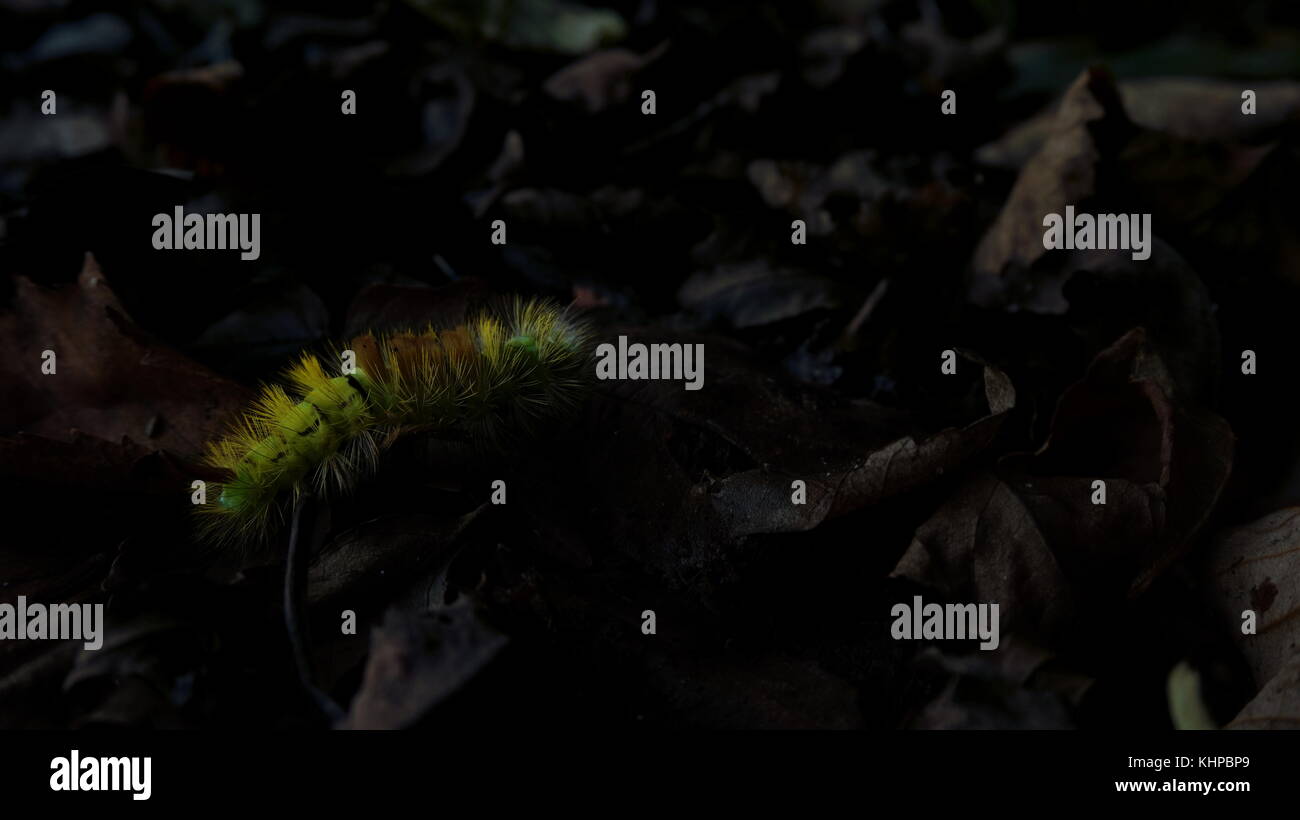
[196,298,591,549]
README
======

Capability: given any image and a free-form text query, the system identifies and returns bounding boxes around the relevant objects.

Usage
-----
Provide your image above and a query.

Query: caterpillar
[195,298,592,549]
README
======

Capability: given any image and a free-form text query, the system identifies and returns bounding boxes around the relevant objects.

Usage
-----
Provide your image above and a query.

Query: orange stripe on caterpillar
[195,298,591,550]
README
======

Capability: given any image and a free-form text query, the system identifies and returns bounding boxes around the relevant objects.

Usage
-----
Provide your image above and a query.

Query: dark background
[1,0,1299,730]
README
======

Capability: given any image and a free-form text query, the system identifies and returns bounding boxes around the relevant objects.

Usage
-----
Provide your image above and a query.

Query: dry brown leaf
[1229,651,1300,729]
[895,329,1233,641]
[0,253,250,456]
[341,600,507,730]
[1207,507,1300,687]
[969,67,1131,311]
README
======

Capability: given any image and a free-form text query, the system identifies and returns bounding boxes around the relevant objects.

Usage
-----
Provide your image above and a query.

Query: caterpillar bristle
[195,298,592,552]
